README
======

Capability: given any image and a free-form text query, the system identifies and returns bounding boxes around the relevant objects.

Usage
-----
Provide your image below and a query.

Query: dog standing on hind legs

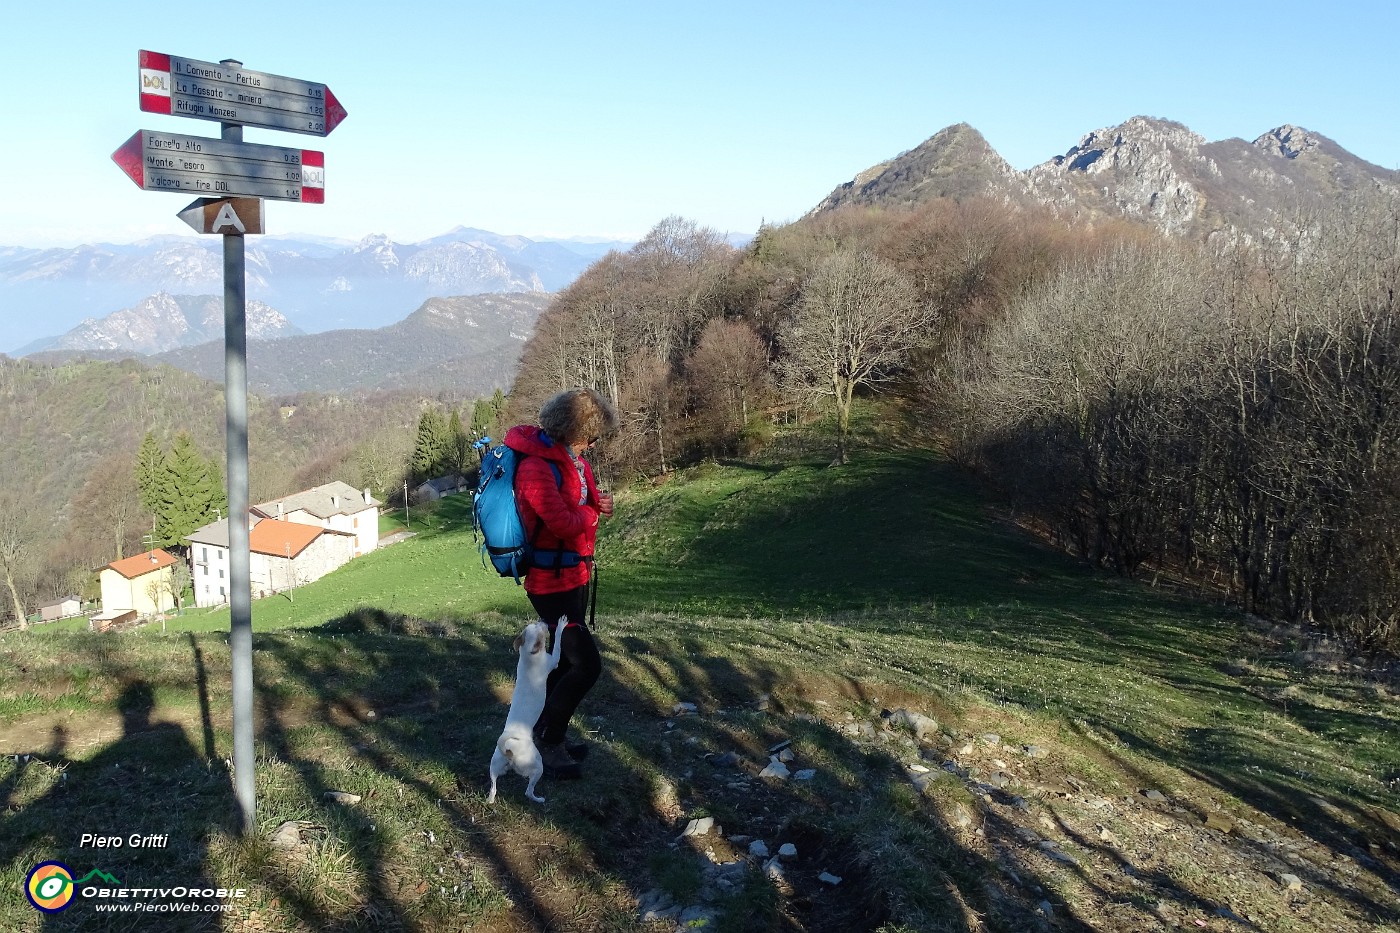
[487,617,567,803]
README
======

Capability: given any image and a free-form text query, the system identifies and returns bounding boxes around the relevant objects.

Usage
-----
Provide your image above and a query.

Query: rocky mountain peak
[813,115,1396,246]
[1049,116,1205,175]
[809,122,1016,214]
[1253,124,1323,159]
[29,293,300,355]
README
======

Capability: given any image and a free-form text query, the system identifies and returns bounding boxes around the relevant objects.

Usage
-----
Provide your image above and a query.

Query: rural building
[99,550,177,618]
[414,473,471,502]
[256,481,380,557]
[89,609,138,632]
[39,597,82,622]
[186,515,357,607]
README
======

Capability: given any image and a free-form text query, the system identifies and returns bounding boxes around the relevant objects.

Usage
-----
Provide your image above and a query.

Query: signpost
[139,50,347,137]
[178,197,265,236]
[112,130,325,202]
[116,52,345,836]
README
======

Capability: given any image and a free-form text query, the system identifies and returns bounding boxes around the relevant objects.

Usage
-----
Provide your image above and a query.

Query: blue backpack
[473,444,567,582]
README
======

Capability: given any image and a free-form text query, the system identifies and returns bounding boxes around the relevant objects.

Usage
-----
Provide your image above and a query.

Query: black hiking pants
[527,585,601,745]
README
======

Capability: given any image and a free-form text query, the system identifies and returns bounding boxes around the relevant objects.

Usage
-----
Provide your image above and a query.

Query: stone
[767,739,792,754]
[270,820,314,849]
[777,748,795,763]
[1038,840,1079,866]
[1023,744,1049,759]
[980,733,1002,747]
[818,871,843,886]
[759,759,790,780]
[885,708,940,741]
[1204,813,1234,834]
[708,751,741,768]
[324,791,361,805]
[679,906,715,927]
[1142,789,1167,803]
[673,702,698,716]
[681,817,715,838]
[637,889,679,922]
[795,769,817,781]
[778,843,797,859]
[748,840,770,858]
[1280,873,1304,892]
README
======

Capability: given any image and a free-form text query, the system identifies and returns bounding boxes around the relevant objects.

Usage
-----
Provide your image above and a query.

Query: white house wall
[192,543,232,609]
[285,507,379,556]
[100,568,174,617]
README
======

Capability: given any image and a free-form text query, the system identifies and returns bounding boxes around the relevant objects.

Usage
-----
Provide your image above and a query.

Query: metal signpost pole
[220,97,256,834]
[119,49,344,836]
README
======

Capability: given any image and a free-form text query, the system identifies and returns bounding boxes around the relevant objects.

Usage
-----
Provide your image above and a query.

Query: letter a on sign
[177,197,265,236]
[212,202,246,234]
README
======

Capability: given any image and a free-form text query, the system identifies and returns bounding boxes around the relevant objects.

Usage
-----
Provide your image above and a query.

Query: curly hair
[538,388,619,446]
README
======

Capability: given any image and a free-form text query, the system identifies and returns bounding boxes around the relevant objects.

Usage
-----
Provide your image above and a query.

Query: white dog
[487,617,566,804]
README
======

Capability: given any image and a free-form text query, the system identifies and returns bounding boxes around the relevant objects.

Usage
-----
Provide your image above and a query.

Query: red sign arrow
[323,88,348,136]
[112,132,144,188]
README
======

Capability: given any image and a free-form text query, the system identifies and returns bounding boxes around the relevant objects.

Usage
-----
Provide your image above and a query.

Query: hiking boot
[539,742,582,780]
[535,725,589,762]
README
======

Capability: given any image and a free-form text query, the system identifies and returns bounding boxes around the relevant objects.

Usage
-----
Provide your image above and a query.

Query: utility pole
[403,482,410,529]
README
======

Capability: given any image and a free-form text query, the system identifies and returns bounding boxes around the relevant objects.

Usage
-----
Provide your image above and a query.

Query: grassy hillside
[1,441,1397,932]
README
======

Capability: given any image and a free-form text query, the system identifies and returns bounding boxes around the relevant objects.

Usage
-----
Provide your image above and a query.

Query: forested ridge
[509,195,1400,655]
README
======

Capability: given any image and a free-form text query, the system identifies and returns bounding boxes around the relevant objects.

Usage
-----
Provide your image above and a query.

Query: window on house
[219,569,224,579]
[202,547,207,562]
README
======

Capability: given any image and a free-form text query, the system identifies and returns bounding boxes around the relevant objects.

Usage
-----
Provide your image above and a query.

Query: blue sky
[2,1,1394,248]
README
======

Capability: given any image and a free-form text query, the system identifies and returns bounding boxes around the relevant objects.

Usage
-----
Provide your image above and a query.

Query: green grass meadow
[2,430,1398,932]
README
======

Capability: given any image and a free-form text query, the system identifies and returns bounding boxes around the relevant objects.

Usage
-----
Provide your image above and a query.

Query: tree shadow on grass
[5,596,1397,931]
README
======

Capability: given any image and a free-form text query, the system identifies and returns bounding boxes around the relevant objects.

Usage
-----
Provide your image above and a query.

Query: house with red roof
[99,548,178,618]
[184,514,356,608]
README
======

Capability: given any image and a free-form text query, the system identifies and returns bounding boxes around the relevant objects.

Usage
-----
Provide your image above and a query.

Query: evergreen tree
[154,433,226,547]
[135,432,167,515]
[447,408,471,475]
[469,396,494,439]
[410,409,450,482]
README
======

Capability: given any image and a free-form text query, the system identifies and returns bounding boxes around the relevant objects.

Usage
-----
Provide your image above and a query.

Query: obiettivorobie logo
[24,862,122,913]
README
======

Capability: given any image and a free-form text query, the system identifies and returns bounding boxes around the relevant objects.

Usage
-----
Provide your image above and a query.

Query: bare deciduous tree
[686,318,772,452]
[0,495,35,628]
[779,250,929,463]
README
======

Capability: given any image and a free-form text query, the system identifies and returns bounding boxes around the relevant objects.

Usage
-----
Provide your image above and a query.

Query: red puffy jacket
[503,425,601,595]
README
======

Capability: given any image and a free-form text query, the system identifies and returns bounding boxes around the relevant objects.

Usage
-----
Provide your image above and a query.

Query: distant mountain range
[21,293,301,356]
[813,117,1400,243]
[25,292,552,397]
[0,227,630,354]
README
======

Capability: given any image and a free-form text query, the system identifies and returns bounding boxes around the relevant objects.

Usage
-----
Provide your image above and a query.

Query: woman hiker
[503,388,618,779]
